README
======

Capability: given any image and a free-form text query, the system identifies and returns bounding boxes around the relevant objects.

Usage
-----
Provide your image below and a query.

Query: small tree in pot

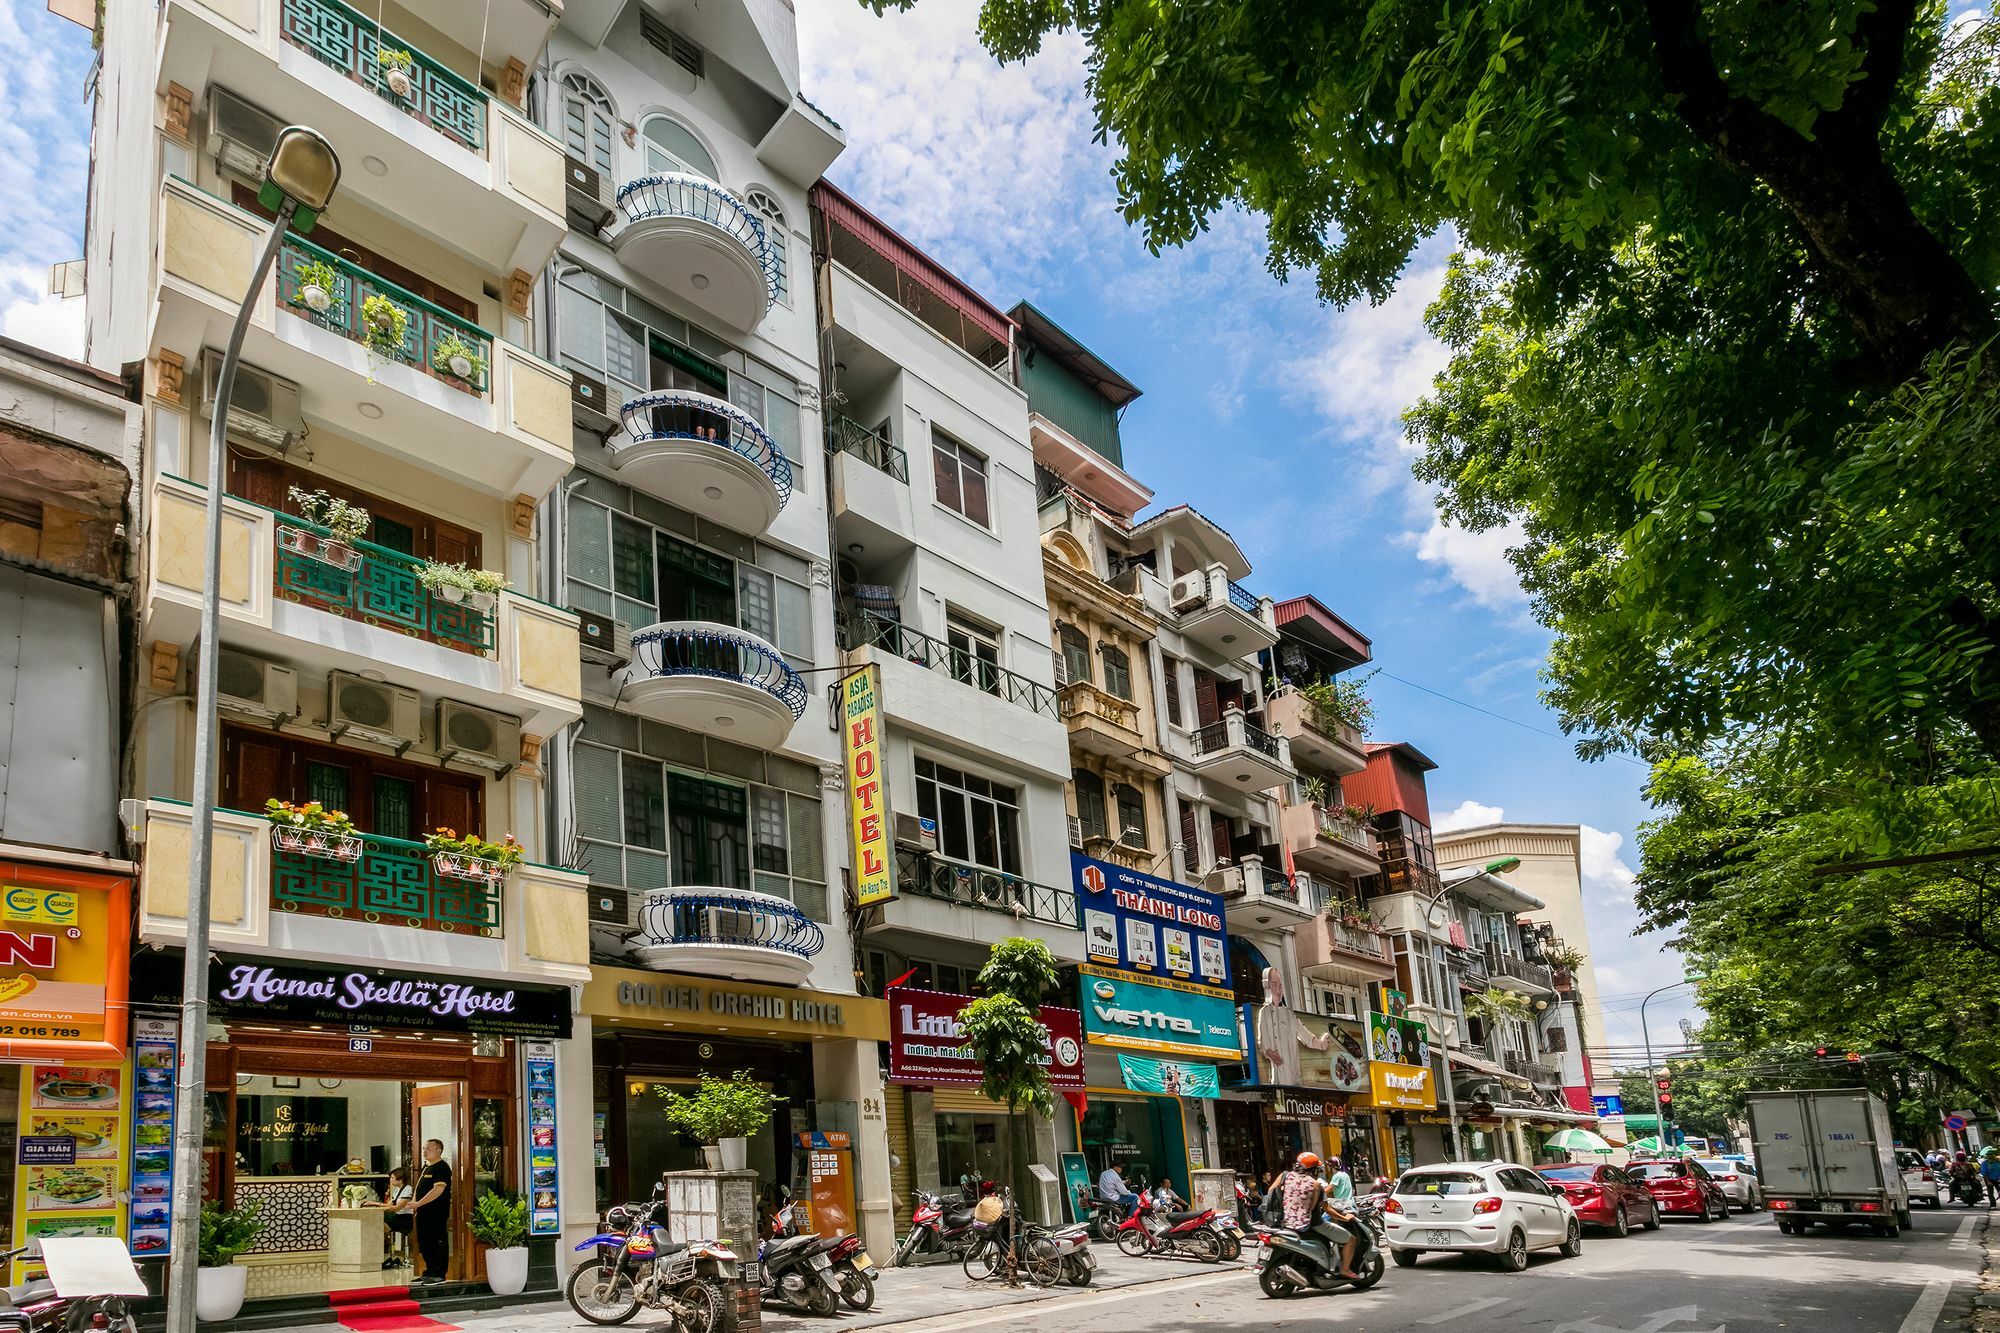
[196,1200,265,1321]
[662,1071,779,1171]
[470,1191,530,1295]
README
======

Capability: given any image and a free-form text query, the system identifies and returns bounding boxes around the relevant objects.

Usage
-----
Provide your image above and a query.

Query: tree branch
[1835,0,1924,132]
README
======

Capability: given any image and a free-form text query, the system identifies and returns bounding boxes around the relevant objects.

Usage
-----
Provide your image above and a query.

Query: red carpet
[328,1285,460,1333]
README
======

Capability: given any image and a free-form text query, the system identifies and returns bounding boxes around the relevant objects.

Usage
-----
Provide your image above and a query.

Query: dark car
[1535,1164,1662,1236]
[1629,1159,1730,1222]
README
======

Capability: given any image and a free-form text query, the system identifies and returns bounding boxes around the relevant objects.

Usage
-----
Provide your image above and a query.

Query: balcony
[1268,689,1369,777]
[1058,683,1169,774]
[895,848,1077,928]
[160,0,567,276]
[841,611,1058,720]
[616,621,808,749]
[1489,953,1558,993]
[1183,710,1293,792]
[1206,861,1317,924]
[1281,801,1380,878]
[1168,565,1278,659]
[1505,1052,1566,1087]
[1302,907,1398,986]
[144,476,583,740]
[629,888,824,985]
[612,175,779,332]
[155,180,573,501]
[606,389,792,535]
[136,801,591,983]
[868,847,1086,963]
[828,415,908,483]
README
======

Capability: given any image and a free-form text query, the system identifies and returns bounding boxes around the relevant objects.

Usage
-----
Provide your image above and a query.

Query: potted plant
[470,1191,529,1296]
[661,1071,779,1172]
[418,561,510,613]
[1298,774,1331,808]
[290,256,338,314]
[283,487,371,571]
[264,798,362,863]
[424,828,524,883]
[378,46,416,98]
[196,1200,265,1321]
[431,332,488,384]
[360,293,409,364]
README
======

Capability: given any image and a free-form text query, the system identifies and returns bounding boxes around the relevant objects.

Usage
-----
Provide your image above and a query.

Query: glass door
[412,1082,464,1280]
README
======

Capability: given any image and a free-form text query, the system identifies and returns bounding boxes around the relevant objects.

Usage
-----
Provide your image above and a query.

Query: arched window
[746,189,790,303]
[640,114,719,179]
[1073,768,1107,842]
[1056,623,1091,686]
[1114,783,1147,847]
[560,71,616,175]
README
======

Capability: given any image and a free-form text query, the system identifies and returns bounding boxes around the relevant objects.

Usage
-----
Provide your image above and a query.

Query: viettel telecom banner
[1078,965,1241,1061]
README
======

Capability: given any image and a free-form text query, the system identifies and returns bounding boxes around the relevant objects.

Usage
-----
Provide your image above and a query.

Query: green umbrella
[1545,1128,1615,1154]
[1628,1137,1692,1157]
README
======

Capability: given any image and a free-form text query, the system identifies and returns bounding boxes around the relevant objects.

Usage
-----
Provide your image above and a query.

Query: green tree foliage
[958,938,1059,1275]
[1617,1064,1743,1143]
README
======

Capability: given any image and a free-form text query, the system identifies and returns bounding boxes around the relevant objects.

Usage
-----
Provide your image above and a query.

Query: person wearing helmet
[1281,1152,1324,1230]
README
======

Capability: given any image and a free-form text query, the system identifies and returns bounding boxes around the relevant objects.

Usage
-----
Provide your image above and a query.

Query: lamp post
[1415,857,1520,1159]
[167,125,340,1333]
[1638,975,1703,1154]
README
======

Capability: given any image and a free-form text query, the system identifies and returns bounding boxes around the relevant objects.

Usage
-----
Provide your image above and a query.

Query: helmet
[1295,1151,1322,1171]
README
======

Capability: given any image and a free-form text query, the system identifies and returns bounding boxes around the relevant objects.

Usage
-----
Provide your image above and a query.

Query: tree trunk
[1003,1097,1019,1287]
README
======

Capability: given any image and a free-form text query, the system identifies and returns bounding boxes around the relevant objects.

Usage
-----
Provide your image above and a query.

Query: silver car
[1895,1149,1946,1208]
[1692,1158,1760,1211]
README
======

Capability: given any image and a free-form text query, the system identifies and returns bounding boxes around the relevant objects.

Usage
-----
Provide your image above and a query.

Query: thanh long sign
[1072,853,1229,986]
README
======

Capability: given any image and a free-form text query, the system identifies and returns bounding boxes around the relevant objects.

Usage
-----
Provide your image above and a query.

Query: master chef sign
[885,987,1085,1092]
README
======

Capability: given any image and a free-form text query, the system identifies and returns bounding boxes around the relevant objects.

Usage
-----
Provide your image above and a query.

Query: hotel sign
[191,956,571,1037]
[842,666,895,907]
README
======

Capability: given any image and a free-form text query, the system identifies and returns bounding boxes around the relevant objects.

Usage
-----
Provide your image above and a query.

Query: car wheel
[1611,1205,1630,1238]
[1643,1202,1662,1231]
[1559,1221,1583,1259]
[1498,1229,1529,1273]
[1880,1222,1902,1239]
[1392,1248,1420,1268]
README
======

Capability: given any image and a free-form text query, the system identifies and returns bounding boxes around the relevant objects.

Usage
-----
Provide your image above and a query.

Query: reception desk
[233,1175,392,1255]
[325,1208,389,1275]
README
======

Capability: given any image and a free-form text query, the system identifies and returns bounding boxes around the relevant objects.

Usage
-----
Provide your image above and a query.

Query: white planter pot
[700,1145,723,1170]
[301,283,332,313]
[434,583,468,604]
[447,354,474,379]
[718,1136,748,1172]
[196,1265,248,1322]
[484,1246,529,1296]
[467,590,498,614]
[386,67,413,97]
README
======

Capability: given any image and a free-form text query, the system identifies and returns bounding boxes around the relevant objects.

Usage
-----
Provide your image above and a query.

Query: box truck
[1747,1088,1910,1236]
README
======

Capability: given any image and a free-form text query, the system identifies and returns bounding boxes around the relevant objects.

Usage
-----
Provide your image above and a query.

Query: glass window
[640,116,719,179]
[1101,645,1132,700]
[745,189,789,304]
[1057,624,1091,686]
[946,615,1000,696]
[915,758,1021,874]
[561,72,616,175]
[668,773,748,889]
[1395,1172,1486,1197]
[932,431,990,527]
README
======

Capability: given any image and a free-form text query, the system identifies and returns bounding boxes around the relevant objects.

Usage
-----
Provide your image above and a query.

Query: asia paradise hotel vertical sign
[842,666,896,907]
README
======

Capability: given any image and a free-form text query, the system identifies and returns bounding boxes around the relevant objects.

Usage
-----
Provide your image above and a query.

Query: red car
[1629,1159,1730,1221]
[1536,1164,1662,1236]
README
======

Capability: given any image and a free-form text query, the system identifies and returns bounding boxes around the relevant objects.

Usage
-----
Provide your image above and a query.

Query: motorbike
[1953,1172,1984,1207]
[894,1188,985,1264]
[1115,1192,1224,1262]
[1256,1196,1388,1299]
[0,1242,143,1333]
[758,1204,843,1317]
[774,1206,875,1311]
[1207,1209,1245,1262]
[566,1189,740,1333]
[1041,1221,1096,1287]
[1071,1184,1130,1243]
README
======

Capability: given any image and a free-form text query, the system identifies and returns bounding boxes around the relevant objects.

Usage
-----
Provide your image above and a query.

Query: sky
[0,0,1701,1054]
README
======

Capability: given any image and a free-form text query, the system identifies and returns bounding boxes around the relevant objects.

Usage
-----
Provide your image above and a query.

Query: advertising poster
[1366,1010,1430,1069]
[1071,853,1229,985]
[1294,1014,1370,1094]
[884,988,1084,1090]
[127,1015,178,1258]
[1059,1152,1092,1224]
[841,667,896,907]
[1078,965,1241,1061]
[0,872,132,1061]
[13,1063,127,1282]
[1116,1054,1221,1099]
[524,1041,560,1236]
[1369,1060,1436,1111]
[798,1132,855,1238]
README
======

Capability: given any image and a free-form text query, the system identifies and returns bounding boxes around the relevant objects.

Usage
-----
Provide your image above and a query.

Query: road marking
[1952,1215,1979,1250]
[1896,1279,1952,1333]
[1418,1294,1507,1323]
[877,1270,1250,1333]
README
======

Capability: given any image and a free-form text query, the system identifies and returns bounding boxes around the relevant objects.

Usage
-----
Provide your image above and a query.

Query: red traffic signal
[1814,1045,1830,1058]
[1655,1076,1672,1092]
[1845,1052,1862,1063]
[1659,1092,1674,1106]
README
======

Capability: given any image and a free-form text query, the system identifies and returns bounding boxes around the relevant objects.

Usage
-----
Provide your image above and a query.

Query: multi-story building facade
[86,0,595,1297]
[536,4,896,1257]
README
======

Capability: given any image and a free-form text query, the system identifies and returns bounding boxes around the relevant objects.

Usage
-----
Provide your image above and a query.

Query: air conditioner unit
[206,85,282,180]
[571,369,616,436]
[436,700,521,774]
[1169,571,1210,611]
[588,886,632,928]
[200,348,304,451]
[574,610,633,667]
[1067,815,1083,851]
[326,671,421,753]
[892,812,937,852]
[565,156,616,232]
[212,647,298,724]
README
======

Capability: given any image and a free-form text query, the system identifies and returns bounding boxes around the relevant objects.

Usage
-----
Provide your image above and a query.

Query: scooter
[758,1204,842,1317]
[894,1189,983,1264]
[772,1206,875,1313]
[1072,1184,1130,1243]
[0,1241,143,1333]
[1953,1172,1984,1207]
[566,1189,739,1333]
[1115,1193,1224,1262]
[1037,1222,1096,1287]
[1257,1199,1387,1299]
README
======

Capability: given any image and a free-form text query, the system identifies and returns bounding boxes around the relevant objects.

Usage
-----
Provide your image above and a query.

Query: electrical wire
[1373,668,1651,769]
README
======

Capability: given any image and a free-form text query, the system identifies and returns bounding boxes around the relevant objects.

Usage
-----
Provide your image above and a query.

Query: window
[1162,655,1183,726]
[1114,783,1146,846]
[561,72,615,175]
[915,757,1021,874]
[931,430,990,527]
[1056,624,1091,687]
[1100,645,1132,700]
[945,614,1000,696]
[1073,769,1107,842]
[746,190,789,304]
[640,115,719,179]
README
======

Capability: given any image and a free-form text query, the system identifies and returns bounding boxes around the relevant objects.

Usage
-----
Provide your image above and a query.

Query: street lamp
[1639,974,1704,1153]
[1413,857,1519,1159]
[167,125,339,1333]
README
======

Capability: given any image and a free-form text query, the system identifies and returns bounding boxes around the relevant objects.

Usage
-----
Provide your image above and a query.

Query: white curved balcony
[606,389,792,535]
[612,174,778,332]
[629,887,824,985]
[616,621,807,749]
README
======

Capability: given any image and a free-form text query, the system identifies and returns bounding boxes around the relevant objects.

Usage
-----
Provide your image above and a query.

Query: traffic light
[1656,1073,1673,1107]
[1814,1045,1831,1059]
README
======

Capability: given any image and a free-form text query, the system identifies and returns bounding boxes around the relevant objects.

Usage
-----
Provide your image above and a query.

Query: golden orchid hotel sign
[842,666,896,907]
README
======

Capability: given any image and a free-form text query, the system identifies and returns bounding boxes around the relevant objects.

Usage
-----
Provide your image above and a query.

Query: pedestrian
[1155,1177,1187,1210]
[1980,1152,2000,1209]
[404,1138,453,1284]
[365,1166,415,1270]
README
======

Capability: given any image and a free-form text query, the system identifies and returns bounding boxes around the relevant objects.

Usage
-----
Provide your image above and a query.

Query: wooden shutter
[222,725,291,810]
[431,519,480,567]
[1162,655,1183,726]
[1193,672,1220,727]
[226,452,479,564]
[228,453,292,510]
[424,771,485,840]
[1209,812,1232,866]
[1177,800,1197,859]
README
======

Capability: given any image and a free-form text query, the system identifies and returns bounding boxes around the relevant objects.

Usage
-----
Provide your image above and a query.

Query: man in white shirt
[1098,1165,1140,1215]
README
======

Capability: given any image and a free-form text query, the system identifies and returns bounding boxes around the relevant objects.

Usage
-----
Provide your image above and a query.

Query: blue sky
[0,0,1699,1052]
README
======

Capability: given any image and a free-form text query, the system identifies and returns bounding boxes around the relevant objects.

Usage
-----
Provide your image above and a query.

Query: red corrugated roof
[811,180,1013,346]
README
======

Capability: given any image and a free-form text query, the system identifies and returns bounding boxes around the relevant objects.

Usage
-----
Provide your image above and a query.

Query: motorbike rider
[1098,1163,1141,1217]
[1950,1151,1978,1203]
[1325,1156,1355,1203]
[1279,1153,1362,1281]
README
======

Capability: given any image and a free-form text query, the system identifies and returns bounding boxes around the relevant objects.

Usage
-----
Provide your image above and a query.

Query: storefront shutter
[887,1088,913,1230]
[930,1087,1008,1114]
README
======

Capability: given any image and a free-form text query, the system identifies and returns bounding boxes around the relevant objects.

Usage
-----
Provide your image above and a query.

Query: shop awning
[1492,1106,1599,1125]
[1448,1049,1531,1087]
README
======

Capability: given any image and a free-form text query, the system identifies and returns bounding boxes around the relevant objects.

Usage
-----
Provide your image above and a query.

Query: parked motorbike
[1207,1209,1245,1262]
[0,1242,142,1333]
[894,1189,984,1265]
[758,1204,842,1317]
[1115,1192,1224,1262]
[773,1206,875,1311]
[1041,1221,1096,1287]
[1072,1184,1130,1244]
[1256,1196,1388,1299]
[566,1190,739,1333]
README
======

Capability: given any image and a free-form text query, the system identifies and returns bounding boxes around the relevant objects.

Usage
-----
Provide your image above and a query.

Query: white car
[1692,1157,1762,1210]
[1384,1162,1584,1272]
[1895,1149,1945,1208]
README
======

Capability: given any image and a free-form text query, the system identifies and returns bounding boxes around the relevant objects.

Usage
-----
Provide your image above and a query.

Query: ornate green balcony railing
[271,821,503,936]
[280,0,487,153]
[276,234,493,396]
[274,513,495,654]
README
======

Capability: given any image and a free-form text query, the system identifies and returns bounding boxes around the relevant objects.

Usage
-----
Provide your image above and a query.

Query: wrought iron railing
[1325,913,1394,963]
[1491,953,1557,990]
[614,389,794,508]
[280,0,487,152]
[277,235,494,395]
[272,824,502,935]
[1314,807,1377,855]
[635,888,824,959]
[1194,714,1282,761]
[627,622,809,721]
[1504,1052,1564,1086]
[1226,577,1260,615]
[827,414,908,482]
[893,847,1079,929]
[273,514,495,654]
[616,174,780,309]
[841,609,1058,719]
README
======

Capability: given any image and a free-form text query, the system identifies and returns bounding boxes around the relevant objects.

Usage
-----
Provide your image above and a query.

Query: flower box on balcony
[431,851,508,883]
[424,829,523,884]
[276,524,365,573]
[272,825,364,864]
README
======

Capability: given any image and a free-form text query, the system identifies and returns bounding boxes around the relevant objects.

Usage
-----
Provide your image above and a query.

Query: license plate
[1080,1253,1096,1270]
[853,1254,874,1271]
[1823,1201,1847,1212]
[810,1254,831,1269]
[1425,1229,1452,1244]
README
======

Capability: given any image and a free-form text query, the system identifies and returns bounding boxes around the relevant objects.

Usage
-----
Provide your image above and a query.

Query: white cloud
[1413,515,1528,611]
[1579,824,1638,907]
[1282,252,1452,444]
[1434,799,1506,833]
[0,0,93,358]
[1,287,84,360]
